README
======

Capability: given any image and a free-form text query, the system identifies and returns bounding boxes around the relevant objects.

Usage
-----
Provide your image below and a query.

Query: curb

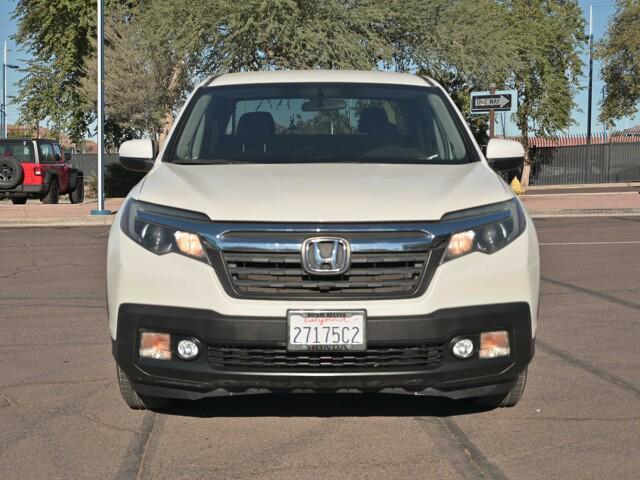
[0,215,115,228]
[525,182,640,190]
[530,208,640,218]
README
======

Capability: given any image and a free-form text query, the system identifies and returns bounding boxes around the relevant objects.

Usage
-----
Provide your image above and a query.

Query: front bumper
[113,302,534,400]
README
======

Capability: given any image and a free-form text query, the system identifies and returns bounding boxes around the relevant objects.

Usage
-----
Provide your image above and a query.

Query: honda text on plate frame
[108,70,539,411]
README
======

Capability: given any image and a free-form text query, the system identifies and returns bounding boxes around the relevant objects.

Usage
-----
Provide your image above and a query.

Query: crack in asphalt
[0,263,89,280]
[114,412,158,480]
[414,416,510,480]
[437,417,510,480]
[538,340,640,397]
[0,382,113,456]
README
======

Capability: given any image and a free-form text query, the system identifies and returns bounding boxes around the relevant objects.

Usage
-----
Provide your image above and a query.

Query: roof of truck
[207,70,434,88]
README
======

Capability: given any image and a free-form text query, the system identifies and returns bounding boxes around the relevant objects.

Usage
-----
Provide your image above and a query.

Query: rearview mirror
[301,98,346,112]
[485,138,525,173]
[119,139,156,172]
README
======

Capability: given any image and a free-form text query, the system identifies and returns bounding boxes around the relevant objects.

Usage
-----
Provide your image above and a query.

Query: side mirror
[64,151,71,162]
[485,138,525,173]
[119,139,156,172]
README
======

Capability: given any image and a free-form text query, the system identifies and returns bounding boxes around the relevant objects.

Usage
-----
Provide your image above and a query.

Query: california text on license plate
[287,310,366,351]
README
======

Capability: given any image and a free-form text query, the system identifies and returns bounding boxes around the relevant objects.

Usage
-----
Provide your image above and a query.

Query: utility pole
[489,83,496,138]
[602,86,607,139]
[586,5,593,145]
[2,41,6,139]
[91,0,111,215]
[3,41,21,139]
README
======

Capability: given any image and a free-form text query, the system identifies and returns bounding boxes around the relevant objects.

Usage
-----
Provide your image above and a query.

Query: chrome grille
[222,250,430,298]
[208,344,445,371]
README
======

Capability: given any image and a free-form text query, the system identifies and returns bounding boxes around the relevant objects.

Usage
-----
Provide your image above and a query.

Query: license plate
[287,310,366,351]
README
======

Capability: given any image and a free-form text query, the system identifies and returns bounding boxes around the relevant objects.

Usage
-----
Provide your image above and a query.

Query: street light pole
[91,0,111,215]
[2,41,21,139]
[586,5,593,145]
[3,40,6,139]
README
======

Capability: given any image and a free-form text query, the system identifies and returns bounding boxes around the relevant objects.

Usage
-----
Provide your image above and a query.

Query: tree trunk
[518,107,531,187]
[157,109,175,149]
[157,62,185,149]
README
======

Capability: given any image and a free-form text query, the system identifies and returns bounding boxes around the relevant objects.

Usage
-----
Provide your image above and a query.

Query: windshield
[168,83,476,164]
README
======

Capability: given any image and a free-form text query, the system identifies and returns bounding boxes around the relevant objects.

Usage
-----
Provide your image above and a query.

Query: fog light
[452,338,475,359]
[479,331,510,359]
[176,339,199,360]
[139,332,171,360]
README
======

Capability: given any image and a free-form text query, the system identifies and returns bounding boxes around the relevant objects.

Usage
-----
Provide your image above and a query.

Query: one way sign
[470,90,517,114]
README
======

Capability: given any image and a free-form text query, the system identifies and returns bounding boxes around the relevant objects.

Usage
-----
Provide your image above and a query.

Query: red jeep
[0,138,84,204]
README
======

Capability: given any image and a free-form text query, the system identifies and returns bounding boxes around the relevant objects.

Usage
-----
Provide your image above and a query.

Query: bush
[105,163,145,197]
[84,165,145,198]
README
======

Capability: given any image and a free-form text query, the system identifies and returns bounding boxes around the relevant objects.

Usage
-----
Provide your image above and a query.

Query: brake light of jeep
[34,165,42,176]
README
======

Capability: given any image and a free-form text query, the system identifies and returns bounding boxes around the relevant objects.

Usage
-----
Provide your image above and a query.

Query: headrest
[358,107,390,134]
[236,112,275,141]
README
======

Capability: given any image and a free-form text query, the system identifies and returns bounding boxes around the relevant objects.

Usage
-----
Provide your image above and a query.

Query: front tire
[42,179,59,204]
[116,365,173,410]
[11,197,28,205]
[474,368,528,409]
[69,178,84,204]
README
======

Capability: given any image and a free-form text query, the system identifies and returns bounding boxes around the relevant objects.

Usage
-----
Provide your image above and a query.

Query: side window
[52,144,62,162]
[39,144,55,164]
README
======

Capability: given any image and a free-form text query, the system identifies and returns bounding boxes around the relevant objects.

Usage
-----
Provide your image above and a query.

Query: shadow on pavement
[161,392,493,418]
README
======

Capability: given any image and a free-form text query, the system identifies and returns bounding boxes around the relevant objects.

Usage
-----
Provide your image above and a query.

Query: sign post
[489,83,496,138]
[91,0,111,215]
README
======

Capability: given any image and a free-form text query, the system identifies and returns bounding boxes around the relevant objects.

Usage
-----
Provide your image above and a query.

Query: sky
[0,0,638,138]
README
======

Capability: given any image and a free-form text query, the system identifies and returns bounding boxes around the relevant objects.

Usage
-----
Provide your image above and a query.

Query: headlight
[120,199,209,262]
[441,199,526,262]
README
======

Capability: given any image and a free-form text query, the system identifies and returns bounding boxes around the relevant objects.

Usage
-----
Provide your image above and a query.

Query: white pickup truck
[108,70,539,410]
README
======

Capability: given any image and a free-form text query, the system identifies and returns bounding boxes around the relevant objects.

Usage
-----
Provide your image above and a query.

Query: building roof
[208,70,433,88]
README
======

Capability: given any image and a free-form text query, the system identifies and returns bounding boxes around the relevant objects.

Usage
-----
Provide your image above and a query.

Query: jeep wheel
[11,197,28,205]
[69,178,84,204]
[42,179,59,204]
[473,368,528,409]
[0,157,23,189]
[116,365,173,410]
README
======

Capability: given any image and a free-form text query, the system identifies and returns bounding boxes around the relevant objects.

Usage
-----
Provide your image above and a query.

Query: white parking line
[540,241,640,246]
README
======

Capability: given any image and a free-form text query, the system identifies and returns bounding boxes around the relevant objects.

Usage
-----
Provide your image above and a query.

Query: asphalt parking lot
[1,216,639,480]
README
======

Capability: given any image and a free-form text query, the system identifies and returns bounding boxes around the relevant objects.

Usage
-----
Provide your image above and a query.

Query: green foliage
[12,0,587,146]
[201,0,389,71]
[80,5,175,145]
[13,0,96,142]
[105,163,145,197]
[505,0,586,139]
[598,0,640,125]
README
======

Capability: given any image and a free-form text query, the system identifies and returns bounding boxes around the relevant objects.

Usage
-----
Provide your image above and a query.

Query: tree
[80,6,176,146]
[13,0,97,143]
[506,0,586,140]
[13,0,587,150]
[598,0,640,126]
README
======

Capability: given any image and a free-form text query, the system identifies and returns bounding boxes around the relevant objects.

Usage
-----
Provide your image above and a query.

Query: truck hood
[137,162,512,222]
